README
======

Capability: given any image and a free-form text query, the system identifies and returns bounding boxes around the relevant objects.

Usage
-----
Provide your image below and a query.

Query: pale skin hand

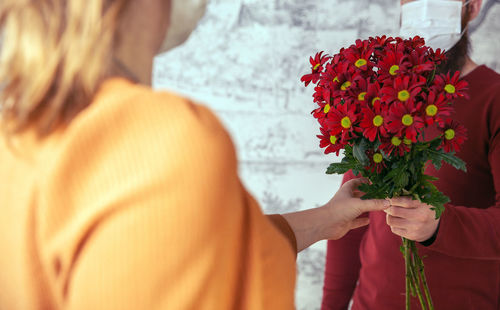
[282,179,390,252]
[385,197,440,242]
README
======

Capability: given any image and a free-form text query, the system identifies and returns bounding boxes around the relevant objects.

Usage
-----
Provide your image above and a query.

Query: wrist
[281,205,333,252]
[420,220,441,246]
[318,203,341,241]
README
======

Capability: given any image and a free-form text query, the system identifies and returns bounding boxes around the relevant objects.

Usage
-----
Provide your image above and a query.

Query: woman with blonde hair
[0,0,389,309]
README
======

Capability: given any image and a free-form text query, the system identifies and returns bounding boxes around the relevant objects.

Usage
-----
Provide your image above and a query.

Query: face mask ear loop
[462,0,472,20]
[460,23,469,36]
[461,0,471,34]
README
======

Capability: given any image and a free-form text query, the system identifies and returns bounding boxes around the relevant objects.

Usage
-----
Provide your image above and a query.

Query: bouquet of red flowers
[301,36,468,310]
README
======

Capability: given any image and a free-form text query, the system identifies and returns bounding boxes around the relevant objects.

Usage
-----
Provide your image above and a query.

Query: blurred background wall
[153,1,500,309]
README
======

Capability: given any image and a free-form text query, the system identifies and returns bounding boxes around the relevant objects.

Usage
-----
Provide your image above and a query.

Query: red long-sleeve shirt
[322,65,500,310]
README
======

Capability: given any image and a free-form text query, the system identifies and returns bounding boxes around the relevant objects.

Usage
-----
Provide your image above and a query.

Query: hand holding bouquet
[302,36,468,310]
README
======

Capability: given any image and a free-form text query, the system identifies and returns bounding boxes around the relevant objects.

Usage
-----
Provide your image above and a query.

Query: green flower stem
[404,238,411,310]
[411,251,428,310]
[407,250,419,297]
[411,242,435,310]
[404,238,428,310]
[405,241,418,297]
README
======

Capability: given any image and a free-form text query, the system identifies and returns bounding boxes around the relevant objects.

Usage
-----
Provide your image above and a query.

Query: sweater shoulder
[468,66,500,91]
[49,78,236,171]
[36,79,238,248]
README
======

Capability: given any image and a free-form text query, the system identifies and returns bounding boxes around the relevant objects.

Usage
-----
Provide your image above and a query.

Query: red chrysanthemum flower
[438,119,467,153]
[320,62,345,92]
[369,35,395,49]
[377,44,410,82]
[381,75,425,104]
[317,127,345,155]
[402,36,426,50]
[312,85,327,104]
[360,101,389,142]
[301,51,330,86]
[321,63,362,98]
[352,77,370,103]
[325,101,360,142]
[344,44,374,71]
[380,135,411,157]
[408,48,435,74]
[429,47,447,65]
[351,38,375,52]
[386,101,424,142]
[365,82,382,106]
[311,86,333,122]
[365,150,387,173]
[433,71,469,100]
[421,91,453,126]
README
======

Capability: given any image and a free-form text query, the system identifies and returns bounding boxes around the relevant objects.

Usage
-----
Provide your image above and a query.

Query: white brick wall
[153,1,500,309]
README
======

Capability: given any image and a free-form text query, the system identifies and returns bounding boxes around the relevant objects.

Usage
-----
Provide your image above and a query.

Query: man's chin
[437,32,470,75]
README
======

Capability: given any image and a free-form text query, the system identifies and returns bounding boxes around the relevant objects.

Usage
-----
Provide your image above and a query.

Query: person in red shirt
[322,0,500,309]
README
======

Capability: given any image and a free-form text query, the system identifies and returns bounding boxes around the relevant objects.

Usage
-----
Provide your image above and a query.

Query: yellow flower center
[341,81,352,91]
[333,76,339,83]
[444,84,456,94]
[341,116,352,129]
[391,136,402,146]
[355,59,367,68]
[403,138,412,145]
[373,153,383,163]
[323,104,331,113]
[358,92,367,101]
[372,115,384,127]
[402,114,414,126]
[330,135,337,144]
[445,129,456,140]
[372,97,381,106]
[398,90,410,102]
[426,104,438,116]
[313,63,321,70]
[389,65,400,76]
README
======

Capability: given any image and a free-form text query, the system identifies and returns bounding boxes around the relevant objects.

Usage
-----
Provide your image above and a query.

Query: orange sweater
[0,78,296,310]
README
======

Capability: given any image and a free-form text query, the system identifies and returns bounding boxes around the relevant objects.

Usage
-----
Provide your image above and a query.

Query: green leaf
[394,170,409,189]
[420,181,450,219]
[383,161,409,189]
[429,137,442,149]
[326,162,355,175]
[430,156,443,170]
[353,140,369,166]
[358,182,390,199]
[421,174,439,182]
[441,153,467,172]
[344,144,354,157]
[426,149,467,172]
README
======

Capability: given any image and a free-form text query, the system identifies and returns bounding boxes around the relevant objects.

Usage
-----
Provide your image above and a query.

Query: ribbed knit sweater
[0,78,296,310]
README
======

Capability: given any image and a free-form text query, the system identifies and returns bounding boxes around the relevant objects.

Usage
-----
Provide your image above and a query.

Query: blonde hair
[0,0,128,136]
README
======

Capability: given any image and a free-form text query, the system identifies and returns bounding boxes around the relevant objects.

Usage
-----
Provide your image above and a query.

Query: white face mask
[399,0,468,51]
[158,0,208,54]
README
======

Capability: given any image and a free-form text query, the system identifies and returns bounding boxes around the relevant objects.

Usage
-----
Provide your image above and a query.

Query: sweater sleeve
[424,104,500,260]
[267,214,298,256]
[321,170,367,310]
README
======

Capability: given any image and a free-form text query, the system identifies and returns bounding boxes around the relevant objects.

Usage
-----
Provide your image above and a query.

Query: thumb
[350,217,370,229]
[342,178,370,193]
[360,198,391,213]
[389,196,416,209]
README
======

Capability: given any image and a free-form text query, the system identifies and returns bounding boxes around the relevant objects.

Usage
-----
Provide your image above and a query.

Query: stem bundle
[402,237,434,310]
